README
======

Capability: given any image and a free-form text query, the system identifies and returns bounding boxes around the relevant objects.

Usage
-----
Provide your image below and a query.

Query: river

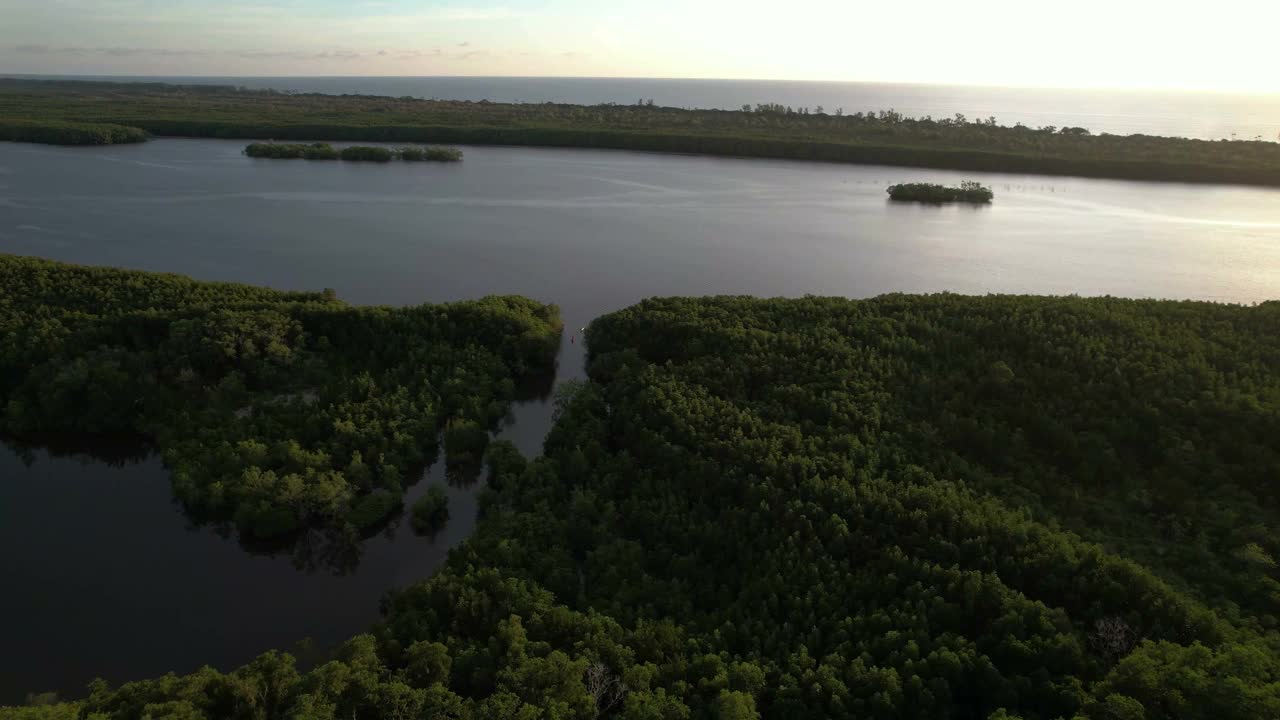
[1,139,1278,702]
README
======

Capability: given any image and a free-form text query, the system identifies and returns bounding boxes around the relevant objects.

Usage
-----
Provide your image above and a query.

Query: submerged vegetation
[6,291,1280,718]
[244,142,463,162]
[0,119,147,146]
[887,180,995,204]
[0,254,560,541]
[2,78,1277,185]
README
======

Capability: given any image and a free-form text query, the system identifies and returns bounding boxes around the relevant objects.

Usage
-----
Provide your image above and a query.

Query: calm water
[2,139,1279,701]
[0,446,487,703]
[8,74,1280,141]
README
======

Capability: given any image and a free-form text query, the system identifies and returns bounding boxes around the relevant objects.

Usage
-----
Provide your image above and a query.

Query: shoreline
[4,78,1279,188]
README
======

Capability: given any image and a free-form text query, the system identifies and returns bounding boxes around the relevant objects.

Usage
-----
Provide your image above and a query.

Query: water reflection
[245,524,368,576]
[1,366,559,578]
[0,427,504,702]
[0,434,392,576]
[445,461,484,488]
[2,432,152,467]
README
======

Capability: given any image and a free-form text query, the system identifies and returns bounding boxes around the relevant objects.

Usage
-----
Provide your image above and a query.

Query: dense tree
[411,486,451,535]
[0,255,561,541]
[243,142,339,159]
[0,118,146,145]
[338,145,394,162]
[6,292,1279,718]
[240,143,465,162]
[887,181,994,203]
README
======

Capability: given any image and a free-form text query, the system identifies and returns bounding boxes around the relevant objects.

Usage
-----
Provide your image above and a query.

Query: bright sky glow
[1,0,1277,93]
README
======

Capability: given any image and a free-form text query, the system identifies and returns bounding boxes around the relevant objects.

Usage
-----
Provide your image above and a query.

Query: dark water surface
[1,139,1278,701]
[8,74,1280,141]
[0,446,481,704]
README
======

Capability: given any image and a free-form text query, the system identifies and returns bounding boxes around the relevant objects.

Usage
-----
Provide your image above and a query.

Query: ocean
[7,74,1280,141]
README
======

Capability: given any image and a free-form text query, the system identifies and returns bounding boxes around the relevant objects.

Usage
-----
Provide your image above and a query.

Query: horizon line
[4,72,1278,97]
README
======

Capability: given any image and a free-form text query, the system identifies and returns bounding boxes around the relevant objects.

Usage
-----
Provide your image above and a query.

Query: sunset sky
[2,0,1277,93]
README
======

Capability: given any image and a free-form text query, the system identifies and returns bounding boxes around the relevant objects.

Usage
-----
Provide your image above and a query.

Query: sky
[1,0,1278,93]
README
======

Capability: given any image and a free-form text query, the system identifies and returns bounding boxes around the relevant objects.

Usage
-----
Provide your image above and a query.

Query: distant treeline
[888,181,994,204]
[0,119,147,145]
[2,78,1278,186]
[243,142,463,162]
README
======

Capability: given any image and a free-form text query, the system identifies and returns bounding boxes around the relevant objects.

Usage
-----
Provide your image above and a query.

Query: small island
[244,142,463,163]
[887,181,994,204]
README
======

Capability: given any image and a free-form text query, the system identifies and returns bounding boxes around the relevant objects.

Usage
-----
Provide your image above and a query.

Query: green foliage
[443,419,489,466]
[7,293,1280,719]
[397,146,426,161]
[339,145,394,162]
[431,294,1279,718]
[244,142,339,159]
[484,440,527,492]
[399,146,464,162]
[887,180,994,204]
[0,255,561,541]
[411,486,450,534]
[1092,641,1280,719]
[0,118,146,145]
[2,78,1277,185]
[245,142,461,163]
[714,690,760,720]
[404,641,452,686]
[346,491,404,531]
[423,146,464,162]
[0,706,102,720]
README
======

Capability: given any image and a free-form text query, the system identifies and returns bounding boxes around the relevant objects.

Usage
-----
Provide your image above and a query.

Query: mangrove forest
[0,254,561,540]
[410,486,450,535]
[3,281,1279,719]
[243,142,463,162]
[2,78,1279,186]
[887,181,995,204]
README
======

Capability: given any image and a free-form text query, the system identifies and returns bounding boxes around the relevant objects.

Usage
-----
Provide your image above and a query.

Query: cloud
[105,46,209,57]
[14,44,207,57]
[231,48,363,61]
[6,3,527,45]
[383,48,444,61]
[515,50,589,60]
[12,44,378,62]
[313,49,363,61]
[434,8,523,21]
[326,6,525,35]
[7,38,558,69]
